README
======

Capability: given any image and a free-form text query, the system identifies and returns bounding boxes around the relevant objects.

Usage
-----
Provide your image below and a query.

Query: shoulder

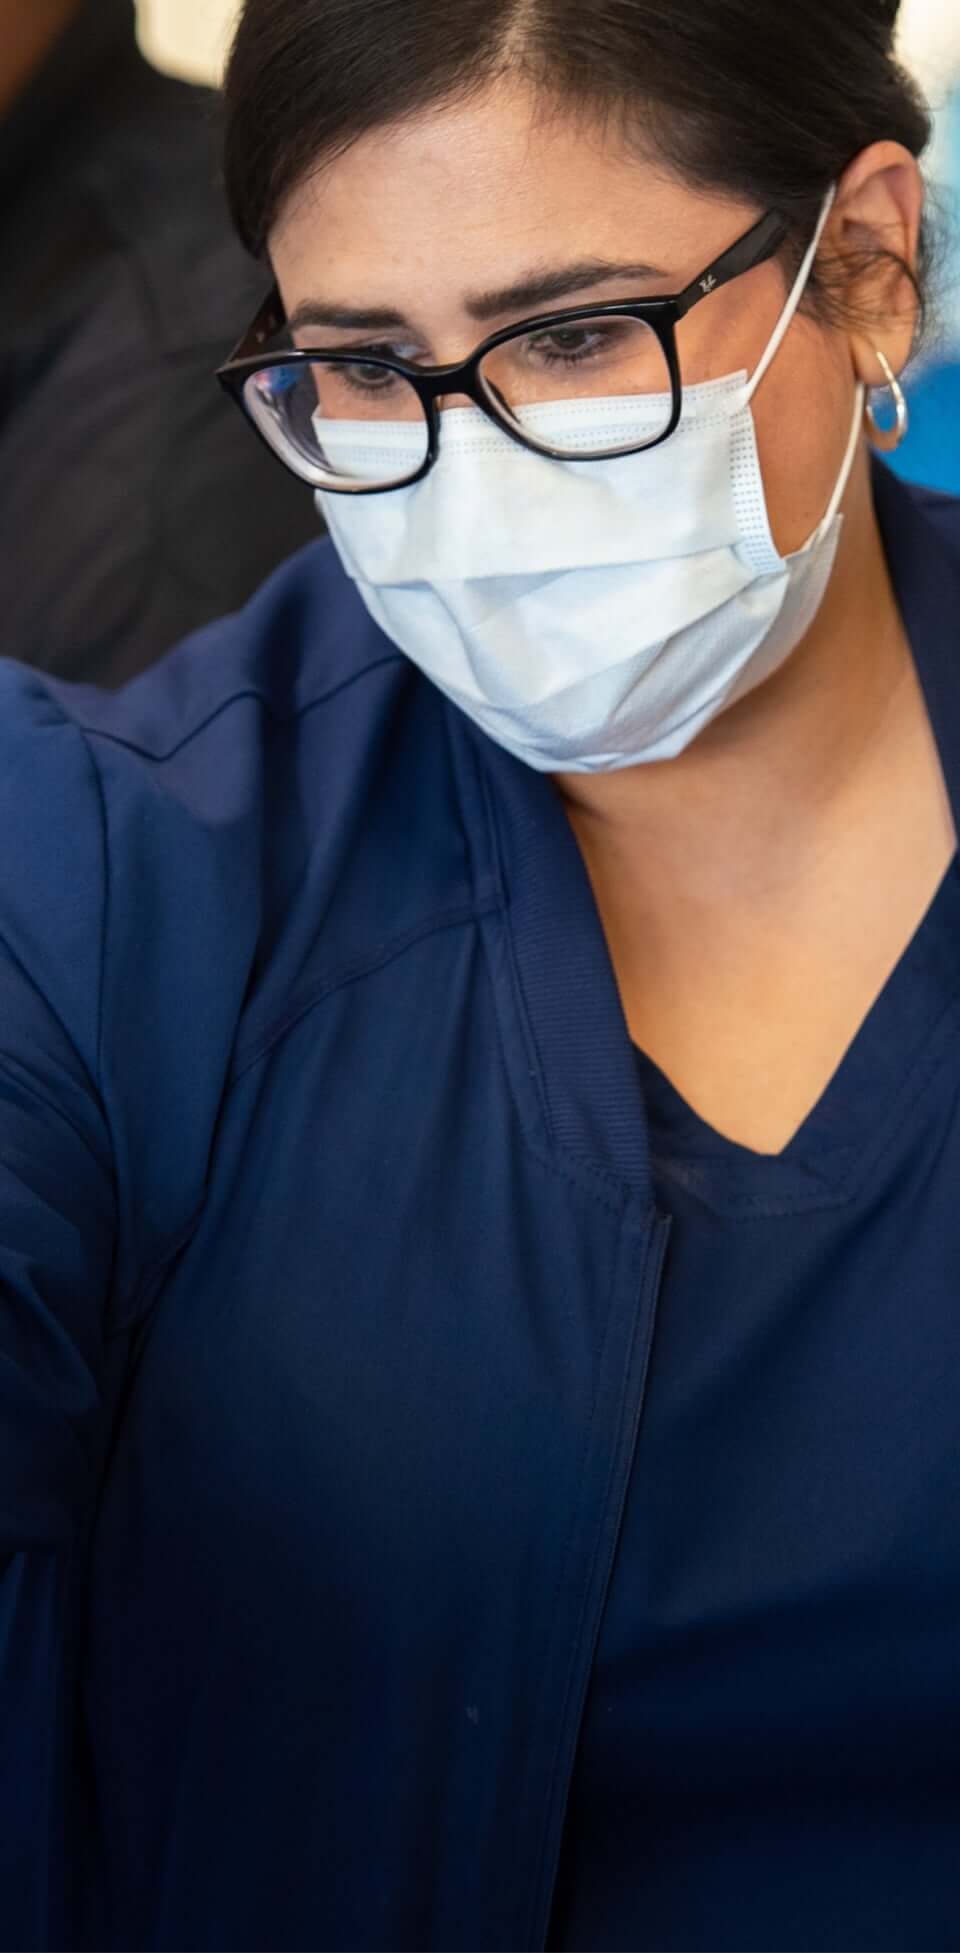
[873,461,960,544]
[0,540,445,938]
[0,541,474,1295]
[28,536,409,763]
[0,534,473,1035]
[872,460,960,610]
[903,481,960,545]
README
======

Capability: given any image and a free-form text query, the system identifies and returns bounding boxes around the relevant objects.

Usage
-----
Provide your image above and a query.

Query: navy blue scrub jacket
[1,460,959,1952]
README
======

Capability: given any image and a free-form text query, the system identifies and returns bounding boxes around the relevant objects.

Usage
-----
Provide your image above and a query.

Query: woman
[2,1,957,1948]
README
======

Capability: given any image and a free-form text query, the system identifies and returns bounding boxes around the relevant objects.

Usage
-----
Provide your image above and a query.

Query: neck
[0,0,81,120]
[555,446,917,908]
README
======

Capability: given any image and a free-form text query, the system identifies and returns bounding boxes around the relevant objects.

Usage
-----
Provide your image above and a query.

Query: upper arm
[0,672,114,1949]
[0,674,115,1548]
[0,983,114,1552]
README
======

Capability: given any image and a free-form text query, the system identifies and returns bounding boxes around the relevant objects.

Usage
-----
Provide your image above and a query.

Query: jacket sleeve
[0,667,115,1950]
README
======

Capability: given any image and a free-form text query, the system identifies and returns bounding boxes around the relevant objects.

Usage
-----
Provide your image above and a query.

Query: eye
[521,321,634,368]
[340,360,404,395]
[315,340,426,396]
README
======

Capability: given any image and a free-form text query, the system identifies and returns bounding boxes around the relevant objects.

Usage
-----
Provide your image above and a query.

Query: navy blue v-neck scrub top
[550,859,960,1950]
[1,460,960,1953]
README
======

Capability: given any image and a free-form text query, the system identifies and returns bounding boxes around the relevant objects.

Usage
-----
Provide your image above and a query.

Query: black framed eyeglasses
[217,208,788,495]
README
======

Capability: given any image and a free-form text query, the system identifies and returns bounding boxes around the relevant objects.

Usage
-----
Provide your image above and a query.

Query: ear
[830,140,925,389]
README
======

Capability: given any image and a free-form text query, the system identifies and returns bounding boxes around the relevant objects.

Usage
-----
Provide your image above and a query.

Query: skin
[0,0,81,119]
[271,83,954,1154]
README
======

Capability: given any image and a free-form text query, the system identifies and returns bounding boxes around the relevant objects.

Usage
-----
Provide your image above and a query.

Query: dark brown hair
[223,0,933,331]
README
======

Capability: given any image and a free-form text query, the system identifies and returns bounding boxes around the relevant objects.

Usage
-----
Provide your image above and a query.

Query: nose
[437,391,475,412]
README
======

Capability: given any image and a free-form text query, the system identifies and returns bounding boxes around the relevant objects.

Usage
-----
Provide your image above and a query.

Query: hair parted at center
[222,0,934,330]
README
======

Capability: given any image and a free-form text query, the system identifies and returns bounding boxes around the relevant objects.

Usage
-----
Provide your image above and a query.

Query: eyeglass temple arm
[673,211,789,320]
[223,215,788,368]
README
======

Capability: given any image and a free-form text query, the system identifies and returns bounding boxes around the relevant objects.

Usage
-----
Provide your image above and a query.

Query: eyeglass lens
[242,315,675,490]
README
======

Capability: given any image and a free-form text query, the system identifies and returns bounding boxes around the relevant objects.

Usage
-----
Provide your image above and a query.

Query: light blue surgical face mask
[318,189,865,773]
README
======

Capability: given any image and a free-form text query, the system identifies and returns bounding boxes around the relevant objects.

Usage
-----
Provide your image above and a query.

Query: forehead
[269,84,744,300]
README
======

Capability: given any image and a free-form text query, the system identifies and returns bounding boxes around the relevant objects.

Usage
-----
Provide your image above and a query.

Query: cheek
[751,335,857,556]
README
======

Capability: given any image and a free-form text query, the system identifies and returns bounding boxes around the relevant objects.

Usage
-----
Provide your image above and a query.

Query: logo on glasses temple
[699,274,718,295]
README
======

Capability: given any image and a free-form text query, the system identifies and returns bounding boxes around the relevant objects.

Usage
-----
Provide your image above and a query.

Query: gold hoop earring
[864,347,910,452]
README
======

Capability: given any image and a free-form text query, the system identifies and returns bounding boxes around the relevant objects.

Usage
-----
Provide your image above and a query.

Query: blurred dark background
[0,0,318,688]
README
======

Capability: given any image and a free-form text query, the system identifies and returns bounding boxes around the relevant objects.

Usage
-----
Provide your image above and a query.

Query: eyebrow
[286,256,671,335]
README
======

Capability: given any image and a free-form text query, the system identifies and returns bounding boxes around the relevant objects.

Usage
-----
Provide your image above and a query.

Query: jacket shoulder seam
[227,898,501,1089]
[73,649,407,767]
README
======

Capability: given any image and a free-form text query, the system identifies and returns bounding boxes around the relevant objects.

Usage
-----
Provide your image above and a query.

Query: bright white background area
[136,0,239,82]
[135,0,960,93]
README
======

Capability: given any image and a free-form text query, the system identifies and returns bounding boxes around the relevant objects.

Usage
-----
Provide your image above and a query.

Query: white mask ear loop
[739,183,861,545]
[819,381,867,535]
[743,185,838,406]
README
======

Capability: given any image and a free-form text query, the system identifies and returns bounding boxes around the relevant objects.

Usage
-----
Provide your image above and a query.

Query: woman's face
[269,82,918,555]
